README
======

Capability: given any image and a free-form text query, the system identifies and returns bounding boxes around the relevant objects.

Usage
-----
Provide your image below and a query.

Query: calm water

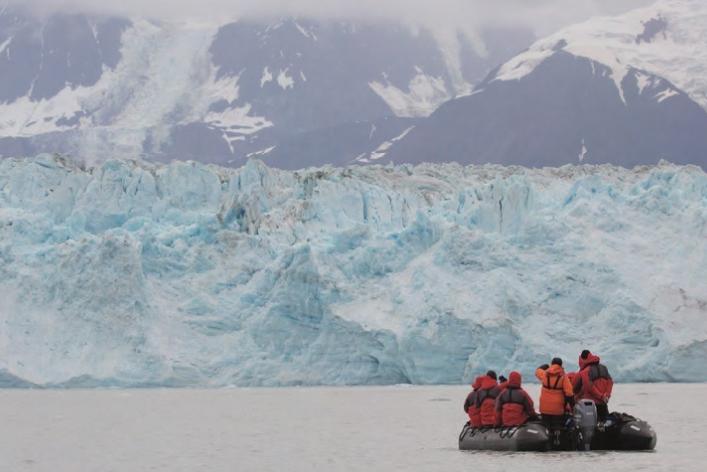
[0,384,704,471]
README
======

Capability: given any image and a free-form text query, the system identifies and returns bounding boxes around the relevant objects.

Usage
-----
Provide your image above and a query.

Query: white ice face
[0,156,705,387]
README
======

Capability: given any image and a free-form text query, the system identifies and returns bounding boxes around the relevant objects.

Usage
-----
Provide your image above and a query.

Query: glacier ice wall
[0,155,706,387]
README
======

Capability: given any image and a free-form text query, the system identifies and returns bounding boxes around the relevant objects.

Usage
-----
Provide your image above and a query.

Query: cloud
[7,0,655,36]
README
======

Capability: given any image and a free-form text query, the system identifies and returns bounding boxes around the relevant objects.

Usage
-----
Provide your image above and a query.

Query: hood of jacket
[472,376,483,390]
[547,364,566,377]
[479,375,498,390]
[579,352,601,370]
[508,371,522,388]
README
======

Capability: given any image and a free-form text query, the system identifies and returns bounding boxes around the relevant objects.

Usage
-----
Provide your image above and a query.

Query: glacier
[0,155,706,387]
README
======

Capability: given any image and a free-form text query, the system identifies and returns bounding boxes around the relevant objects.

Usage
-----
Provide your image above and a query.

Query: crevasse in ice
[0,155,706,387]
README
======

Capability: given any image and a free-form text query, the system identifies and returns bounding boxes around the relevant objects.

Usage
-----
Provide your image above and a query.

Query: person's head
[498,375,507,383]
[551,357,563,367]
[579,349,596,369]
[486,370,497,381]
[508,371,522,388]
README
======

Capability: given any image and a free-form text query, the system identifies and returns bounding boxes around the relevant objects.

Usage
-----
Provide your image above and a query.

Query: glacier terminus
[0,155,705,388]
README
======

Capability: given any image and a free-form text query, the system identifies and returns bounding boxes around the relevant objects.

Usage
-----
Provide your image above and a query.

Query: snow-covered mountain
[2,1,706,169]
[1,155,706,387]
[387,0,707,168]
[0,5,532,168]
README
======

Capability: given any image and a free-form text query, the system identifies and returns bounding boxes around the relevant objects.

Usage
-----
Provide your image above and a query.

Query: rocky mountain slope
[387,0,707,168]
[0,5,532,167]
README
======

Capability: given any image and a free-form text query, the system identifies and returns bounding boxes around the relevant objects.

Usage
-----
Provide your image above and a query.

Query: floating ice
[0,155,705,387]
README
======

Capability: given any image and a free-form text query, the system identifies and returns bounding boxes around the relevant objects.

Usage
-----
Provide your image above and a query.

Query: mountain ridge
[387,0,707,168]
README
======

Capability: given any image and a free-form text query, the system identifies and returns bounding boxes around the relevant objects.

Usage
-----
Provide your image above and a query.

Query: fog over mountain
[10,0,654,34]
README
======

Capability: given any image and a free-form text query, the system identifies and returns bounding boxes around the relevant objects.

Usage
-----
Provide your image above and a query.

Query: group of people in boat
[463,350,613,429]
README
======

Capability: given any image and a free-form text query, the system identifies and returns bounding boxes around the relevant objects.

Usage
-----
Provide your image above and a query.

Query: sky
[9,0,657,36]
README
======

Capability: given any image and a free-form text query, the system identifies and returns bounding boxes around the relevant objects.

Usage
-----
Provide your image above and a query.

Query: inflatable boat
[459,400,656,452]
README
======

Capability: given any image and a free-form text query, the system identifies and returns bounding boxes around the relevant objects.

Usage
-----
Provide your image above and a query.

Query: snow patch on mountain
[493,0,707,110]
[370,71,450,118]
[635,71,653,94]
[294,21,317,41]
[247,146,276,158]
[655,88,679,103]
[495,47,555,83]
[205,104,272,138]
[0,36,10,56]
[260,67,273,87]
[1,156,706,387]
[277,69,295,90]
[431,29,475,97]
[0,80,89,137]
[579,139,588,162]
[357,126,415,163]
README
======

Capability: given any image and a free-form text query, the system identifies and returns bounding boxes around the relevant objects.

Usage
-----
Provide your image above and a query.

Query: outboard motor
[574,399,598,451]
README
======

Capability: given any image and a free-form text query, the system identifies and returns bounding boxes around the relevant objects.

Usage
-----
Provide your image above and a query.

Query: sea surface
[0,384,704,471]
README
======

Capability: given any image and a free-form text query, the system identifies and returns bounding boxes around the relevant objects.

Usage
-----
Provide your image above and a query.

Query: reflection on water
[0,384,704,472]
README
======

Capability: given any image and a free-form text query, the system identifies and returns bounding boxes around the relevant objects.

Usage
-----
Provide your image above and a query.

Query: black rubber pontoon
[458,422,550,451]
[591,416,657,450]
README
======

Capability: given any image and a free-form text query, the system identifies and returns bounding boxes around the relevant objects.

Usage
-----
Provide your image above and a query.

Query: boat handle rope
[499,427,519,439]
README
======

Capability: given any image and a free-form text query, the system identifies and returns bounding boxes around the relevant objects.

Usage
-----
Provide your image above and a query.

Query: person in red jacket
[463,376,483,427]
[476,370,501,427]
[573,350,614,420]
[495,371,536,427]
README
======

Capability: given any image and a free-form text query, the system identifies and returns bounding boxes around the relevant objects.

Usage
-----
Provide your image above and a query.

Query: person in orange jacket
[535,357,574,428]
[463,376,483,427]
[495,371,536,427]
